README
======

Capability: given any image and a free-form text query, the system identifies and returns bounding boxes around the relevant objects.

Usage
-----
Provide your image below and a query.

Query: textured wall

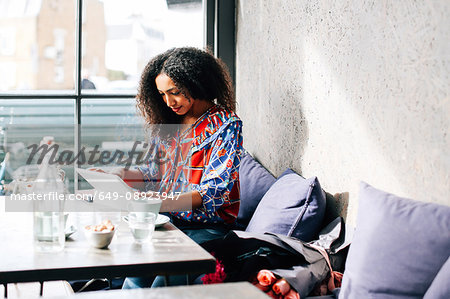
[236,0,449,225]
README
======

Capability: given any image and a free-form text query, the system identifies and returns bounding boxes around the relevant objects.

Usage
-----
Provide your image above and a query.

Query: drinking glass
[34,210,65,252]
[128,213,156,244]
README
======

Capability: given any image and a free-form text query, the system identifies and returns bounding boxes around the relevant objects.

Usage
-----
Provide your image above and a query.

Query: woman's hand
[135,190,202,212]
[88,167,125,179]
[88,167,105,173]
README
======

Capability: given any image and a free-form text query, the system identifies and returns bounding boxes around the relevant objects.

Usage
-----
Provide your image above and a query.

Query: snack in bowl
[85,220,115,232]
[84,220,115,248]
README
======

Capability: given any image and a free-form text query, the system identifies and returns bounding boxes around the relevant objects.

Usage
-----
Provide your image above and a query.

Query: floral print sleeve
[138,105,243,224]
[191,120,243,222]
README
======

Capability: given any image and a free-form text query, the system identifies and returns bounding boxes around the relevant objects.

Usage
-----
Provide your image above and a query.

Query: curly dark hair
[137,47,235,126]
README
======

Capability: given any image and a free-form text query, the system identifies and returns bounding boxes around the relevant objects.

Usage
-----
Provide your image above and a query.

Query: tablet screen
[76,168,134,195]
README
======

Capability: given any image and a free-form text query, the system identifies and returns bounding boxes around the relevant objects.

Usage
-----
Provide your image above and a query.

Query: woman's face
[155,73,194,116]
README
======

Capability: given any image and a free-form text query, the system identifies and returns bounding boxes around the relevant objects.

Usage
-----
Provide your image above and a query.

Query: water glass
[34,211,65,252]
[128,213,156,244]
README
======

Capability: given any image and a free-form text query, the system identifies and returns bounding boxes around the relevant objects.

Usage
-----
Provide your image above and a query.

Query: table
[46,282,268,299]
[0,196,216,296]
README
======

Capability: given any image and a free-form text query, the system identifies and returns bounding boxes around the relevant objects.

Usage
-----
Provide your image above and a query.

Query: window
[0,27,16,56]
[0,0,205,192]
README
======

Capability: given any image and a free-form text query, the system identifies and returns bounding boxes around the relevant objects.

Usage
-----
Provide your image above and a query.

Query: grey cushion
[424,257,450,299]
[237,153,276,227]
[340,182,450,299]
[245,170,326,242]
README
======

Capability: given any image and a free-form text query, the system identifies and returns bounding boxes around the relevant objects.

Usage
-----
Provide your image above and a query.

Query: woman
[117,47,243,288]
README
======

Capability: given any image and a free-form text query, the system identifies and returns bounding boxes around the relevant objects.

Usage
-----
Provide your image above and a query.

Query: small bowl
[84,227,115,249]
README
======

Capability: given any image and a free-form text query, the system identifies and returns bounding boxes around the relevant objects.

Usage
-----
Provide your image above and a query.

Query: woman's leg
[180,227,229,244]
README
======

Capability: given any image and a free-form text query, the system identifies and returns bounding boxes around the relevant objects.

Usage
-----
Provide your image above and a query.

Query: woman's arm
[189,120,243,219]
[115,168,146,190]
[159,190,203,212]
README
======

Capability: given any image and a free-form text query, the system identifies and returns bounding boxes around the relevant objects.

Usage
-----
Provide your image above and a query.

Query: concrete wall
[235,0,449,226]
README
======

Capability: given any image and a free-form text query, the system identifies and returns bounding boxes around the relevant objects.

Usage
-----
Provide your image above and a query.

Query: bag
[201,231,306,283]
[201,217,349,298]
[69,278,125,292]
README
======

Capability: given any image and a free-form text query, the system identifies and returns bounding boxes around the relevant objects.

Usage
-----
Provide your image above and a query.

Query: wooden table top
[0,197,215,284]
[49,282,269,299]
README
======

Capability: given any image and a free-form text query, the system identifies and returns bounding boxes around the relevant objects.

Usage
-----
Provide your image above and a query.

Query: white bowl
[84,227,115,249]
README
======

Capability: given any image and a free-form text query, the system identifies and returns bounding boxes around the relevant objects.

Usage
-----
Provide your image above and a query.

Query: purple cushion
[424,257,450,299]
[237,153,276,226]
[279,168,296,177]
[340,182,450,298]
[245,170,326,242]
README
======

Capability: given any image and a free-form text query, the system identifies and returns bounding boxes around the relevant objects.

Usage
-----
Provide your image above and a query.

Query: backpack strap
[307,243,343,290]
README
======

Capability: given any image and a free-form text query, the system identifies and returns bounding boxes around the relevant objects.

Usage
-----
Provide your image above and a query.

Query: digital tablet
[76,168,134,195]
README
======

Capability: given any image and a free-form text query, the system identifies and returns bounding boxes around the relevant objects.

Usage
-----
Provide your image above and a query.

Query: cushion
[237,153,276,227]
[245,169,326,242]
[424,257,450,299]
[340,182,450,299]
[281,169,340,229]
[279,168,296,177]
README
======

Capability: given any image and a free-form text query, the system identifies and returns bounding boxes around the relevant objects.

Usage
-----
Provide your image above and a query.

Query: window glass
[82,0,204,94]
[0,0,205,194]
[0,99,75,192]
[0,0,76,92]
[81,98,145,150]
[79,98,145,189]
